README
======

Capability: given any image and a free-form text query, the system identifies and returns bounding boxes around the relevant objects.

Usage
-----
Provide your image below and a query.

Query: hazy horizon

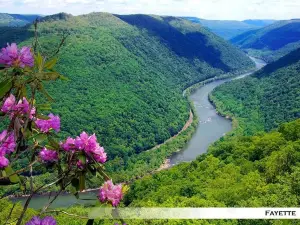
[0,0,299,20]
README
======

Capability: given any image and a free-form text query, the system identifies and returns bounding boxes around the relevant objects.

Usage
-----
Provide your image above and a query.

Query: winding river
[170,56,266,165]
[11,57,266,209]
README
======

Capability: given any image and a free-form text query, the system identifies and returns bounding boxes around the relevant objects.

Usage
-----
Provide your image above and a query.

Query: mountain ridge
[230,19,300,62]
[183,17,276,39]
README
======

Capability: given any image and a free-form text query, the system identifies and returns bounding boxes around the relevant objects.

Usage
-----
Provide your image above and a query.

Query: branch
[51,32,69,58]
[42,210,89,219]
[16,192,34,225]
[4,203,16,225]
[40,189,63,214]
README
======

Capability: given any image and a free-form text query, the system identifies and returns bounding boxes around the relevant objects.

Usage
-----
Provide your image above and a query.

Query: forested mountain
[120,119,300,224]
[183,17,275,39]
[0,13,41,27]
[231,19,300,62]
[210,47,300,135]
[0,12,253,183]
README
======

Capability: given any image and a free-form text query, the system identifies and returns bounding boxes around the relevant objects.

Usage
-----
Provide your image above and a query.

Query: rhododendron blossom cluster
[0,43,34,68]
[61,131,107,164]
[25,216,56,225]
[99,180,123,207]
[39,147,59,163]
[1,94,35,119]
[0,130,16,168]
[35,113,60,133]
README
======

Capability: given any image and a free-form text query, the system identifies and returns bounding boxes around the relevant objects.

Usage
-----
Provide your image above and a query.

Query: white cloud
[1,0,300,20]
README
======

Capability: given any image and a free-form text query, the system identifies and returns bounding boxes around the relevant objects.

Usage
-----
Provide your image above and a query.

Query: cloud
[1,0,300,20]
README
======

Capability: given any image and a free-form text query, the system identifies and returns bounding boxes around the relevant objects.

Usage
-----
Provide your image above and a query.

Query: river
[11,57,266,209]
[170,56,266,165]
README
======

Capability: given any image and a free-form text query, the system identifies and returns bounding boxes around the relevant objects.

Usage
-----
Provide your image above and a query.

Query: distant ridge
[0,13,42,27]
[230,19,300,62]
[183,17,276,39]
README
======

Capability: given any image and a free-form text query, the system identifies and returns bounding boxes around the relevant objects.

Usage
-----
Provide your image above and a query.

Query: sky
[0,0,300,20]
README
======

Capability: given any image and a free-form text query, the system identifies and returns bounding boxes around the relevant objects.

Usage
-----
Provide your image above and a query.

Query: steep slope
[183,17,275,40]
[0,13,41,27]
[231,19,300,62]
[0,13,253,182]
[115,15,253,72]
[210,48,300,135]
[124,119,300,222]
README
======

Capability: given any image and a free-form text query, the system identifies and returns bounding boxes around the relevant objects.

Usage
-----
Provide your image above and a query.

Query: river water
[11,57,266,209]
[170,57,266,165]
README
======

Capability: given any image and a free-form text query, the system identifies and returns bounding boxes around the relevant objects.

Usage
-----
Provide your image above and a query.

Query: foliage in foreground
[0,39,125,224]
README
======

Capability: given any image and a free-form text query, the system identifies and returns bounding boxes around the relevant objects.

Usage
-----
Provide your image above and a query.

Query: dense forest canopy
[230,19,300,62]
[210,47,300,135]
[120,119,300,224]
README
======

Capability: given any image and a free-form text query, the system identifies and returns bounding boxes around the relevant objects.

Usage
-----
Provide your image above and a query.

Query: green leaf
[34,133,47,143]
[0,78,12,98]
[20,85,27,98]
[36,114,50,120]
[38,72,60,81]
[36,103,52,111]
[5,166,20,183]
[78,154,86,165]
[37,83,54,102]
[48,137,60,150]
[35,52,44,72]
[79,174,85,191]
[59,74,69,81]
[44,58,57,70]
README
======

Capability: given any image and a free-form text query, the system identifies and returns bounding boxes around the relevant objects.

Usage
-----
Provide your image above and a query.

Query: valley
[0,5,299,225]
[10,56,265,209]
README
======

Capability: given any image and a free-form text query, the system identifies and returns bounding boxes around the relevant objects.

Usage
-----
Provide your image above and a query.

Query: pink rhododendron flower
[30,107,36,119]
[35,113,60,133]
[26,216,56,225]
[75,132,107,163]
[98,180,123,207]
[39,148,58,163]
[0,156,9,168]
[14,97,30,115]
[1,94,16,114]
[1,94,35,119]
[0,130,15,168]
[0,43,34,68]
[19,46,34,68]
[0,130,16,154]
[60,137,75,151]
[93,144,107,163]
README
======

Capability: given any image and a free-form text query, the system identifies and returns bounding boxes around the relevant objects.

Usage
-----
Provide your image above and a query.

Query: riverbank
[208,58,267,137]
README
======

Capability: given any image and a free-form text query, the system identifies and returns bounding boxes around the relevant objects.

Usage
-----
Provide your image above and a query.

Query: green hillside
[120,119,300,224]
[184,17,275,40]
[0,12,253,184]
[2,118,299,224]
[231,19,300,62]
[210,48,300,135]
[0,13,41,27]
